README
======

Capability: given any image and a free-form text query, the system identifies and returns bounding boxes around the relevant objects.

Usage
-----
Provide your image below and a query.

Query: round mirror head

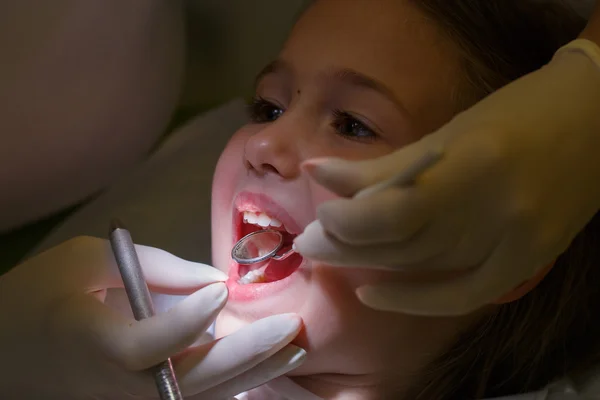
[231,230,284,264]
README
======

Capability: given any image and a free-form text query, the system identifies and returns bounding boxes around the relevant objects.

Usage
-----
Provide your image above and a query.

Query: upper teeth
[243,211,283,229]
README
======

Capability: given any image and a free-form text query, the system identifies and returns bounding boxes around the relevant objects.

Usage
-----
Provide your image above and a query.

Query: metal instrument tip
[109,218,127,234]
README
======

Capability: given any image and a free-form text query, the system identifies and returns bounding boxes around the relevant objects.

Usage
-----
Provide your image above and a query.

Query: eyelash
[247,96,285,123]
[331,109,377,143]
[247,97,378,143]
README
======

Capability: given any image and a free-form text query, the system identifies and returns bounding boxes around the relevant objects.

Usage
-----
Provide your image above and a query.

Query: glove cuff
[554,38,600,72]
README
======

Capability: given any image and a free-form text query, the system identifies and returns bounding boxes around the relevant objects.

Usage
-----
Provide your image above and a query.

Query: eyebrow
[254,59,290,90]
[329,68,407,110]
[254,60,409,115]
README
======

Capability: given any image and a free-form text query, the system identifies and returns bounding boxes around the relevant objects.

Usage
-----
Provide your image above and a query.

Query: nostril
[244,161,279,175]
[246,159,280,176]
[243,139,299,178]
[260,164,279,175]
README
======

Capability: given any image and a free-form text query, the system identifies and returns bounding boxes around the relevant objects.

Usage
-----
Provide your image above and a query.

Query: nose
[244,119,302,179]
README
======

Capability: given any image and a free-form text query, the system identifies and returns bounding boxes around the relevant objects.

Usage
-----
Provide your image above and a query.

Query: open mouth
[233,210,303,285]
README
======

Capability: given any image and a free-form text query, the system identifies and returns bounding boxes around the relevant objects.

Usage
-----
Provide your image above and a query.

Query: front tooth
[245,212,258,224]
[257,213,272,227]
[269,218,282,228]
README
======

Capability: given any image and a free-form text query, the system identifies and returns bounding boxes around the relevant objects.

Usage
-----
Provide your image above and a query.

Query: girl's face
[212,0,481,396]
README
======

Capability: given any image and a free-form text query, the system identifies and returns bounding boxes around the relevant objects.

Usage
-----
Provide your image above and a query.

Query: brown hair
[400,1,600,399]
[414,0,587,105]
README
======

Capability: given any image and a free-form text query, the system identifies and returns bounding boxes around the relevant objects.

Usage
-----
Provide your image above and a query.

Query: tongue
[263,252,302,281]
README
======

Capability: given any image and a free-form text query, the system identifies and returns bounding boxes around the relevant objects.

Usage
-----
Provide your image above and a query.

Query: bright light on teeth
[243,211,283,228]
[238,211,290,285]
[238,265,269,284]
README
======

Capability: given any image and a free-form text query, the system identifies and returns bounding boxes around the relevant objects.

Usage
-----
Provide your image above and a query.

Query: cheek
[306,177,340,208]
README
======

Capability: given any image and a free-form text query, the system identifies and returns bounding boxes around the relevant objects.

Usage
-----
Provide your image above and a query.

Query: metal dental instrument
[232,229,296,264]
[109,220,184,400]
[231,149,443,265]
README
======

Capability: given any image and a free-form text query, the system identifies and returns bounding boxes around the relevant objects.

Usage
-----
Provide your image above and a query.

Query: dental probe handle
[109,220,184,400]
[354,148,444,199]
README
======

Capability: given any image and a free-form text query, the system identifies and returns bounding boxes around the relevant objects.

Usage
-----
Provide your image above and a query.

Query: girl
[212,1,600,398]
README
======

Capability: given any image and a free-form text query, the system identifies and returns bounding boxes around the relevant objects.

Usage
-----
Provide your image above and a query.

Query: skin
[212,0,489,398]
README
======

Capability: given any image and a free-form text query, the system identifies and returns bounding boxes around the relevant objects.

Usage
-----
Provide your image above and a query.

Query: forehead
[280,0,463,131]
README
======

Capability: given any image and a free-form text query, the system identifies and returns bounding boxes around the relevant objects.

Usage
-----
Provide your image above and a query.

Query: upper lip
[234,191,303,235]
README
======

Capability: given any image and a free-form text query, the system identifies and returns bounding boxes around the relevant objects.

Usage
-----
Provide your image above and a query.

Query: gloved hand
[294,39,600,316]
[0,237,305,400]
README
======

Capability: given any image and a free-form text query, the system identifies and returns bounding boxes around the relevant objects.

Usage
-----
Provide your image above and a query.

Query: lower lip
[226,256,306,302]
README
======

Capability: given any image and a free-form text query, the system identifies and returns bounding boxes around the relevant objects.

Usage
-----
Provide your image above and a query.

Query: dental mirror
[231,229,296,265]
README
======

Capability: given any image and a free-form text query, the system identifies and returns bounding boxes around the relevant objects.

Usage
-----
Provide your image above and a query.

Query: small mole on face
[297,89,301,95]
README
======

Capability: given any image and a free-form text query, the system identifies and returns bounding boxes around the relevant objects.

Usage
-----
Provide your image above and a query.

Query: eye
[247,96,285,123]
[331,109,378,142]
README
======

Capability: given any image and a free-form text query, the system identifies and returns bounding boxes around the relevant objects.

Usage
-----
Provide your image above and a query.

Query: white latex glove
[0,237,305,399]
[294,39,600,316]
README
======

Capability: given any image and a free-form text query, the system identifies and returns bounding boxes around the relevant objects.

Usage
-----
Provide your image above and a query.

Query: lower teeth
[238,265,268,284]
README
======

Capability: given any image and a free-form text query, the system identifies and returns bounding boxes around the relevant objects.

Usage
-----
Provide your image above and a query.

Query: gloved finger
[355,236,533,316]
[361,211,464,266]
[175,313,302,395]
[415,130,507,211]
[54,283,228,374]
[387,207,507,269]
[302,138,434,197]
[53,237,226,295]
[135,244,227,294]
[427,222,504,270]
[292,220,387,267]
[302,158,387,197]
[293,220,356,265]
[313,188,429,245]
[295,220,449,268]
[194,344,306,399]
[107,283,228,371]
